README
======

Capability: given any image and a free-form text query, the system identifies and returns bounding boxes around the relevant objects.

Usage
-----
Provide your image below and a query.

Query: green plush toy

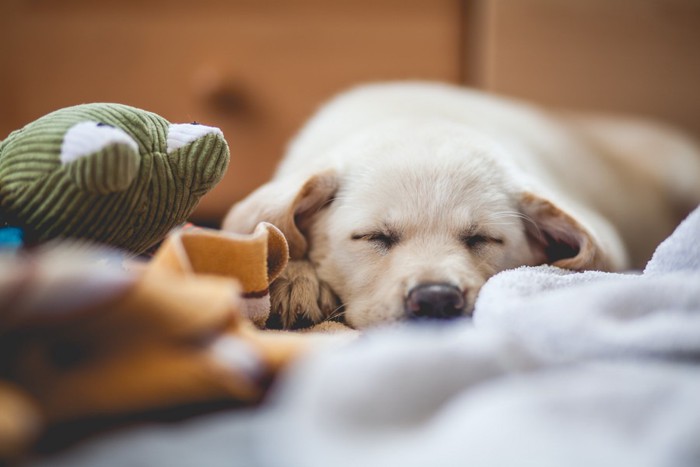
[0,103,229,254]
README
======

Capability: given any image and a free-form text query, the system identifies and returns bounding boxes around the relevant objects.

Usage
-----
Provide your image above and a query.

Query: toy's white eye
[167,123,223,153]
[60,121,138,165]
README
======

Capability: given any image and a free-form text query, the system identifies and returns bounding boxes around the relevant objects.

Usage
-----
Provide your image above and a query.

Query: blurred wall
[1,0,698,223]
[471,0,700,137]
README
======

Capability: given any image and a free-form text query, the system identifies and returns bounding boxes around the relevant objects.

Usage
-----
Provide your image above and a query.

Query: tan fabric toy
[0,223,312,460]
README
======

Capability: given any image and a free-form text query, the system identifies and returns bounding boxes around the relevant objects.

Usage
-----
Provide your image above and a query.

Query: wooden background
[1,0,699,223]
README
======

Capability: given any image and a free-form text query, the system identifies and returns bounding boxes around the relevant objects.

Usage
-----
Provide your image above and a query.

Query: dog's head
[225,120,617,328]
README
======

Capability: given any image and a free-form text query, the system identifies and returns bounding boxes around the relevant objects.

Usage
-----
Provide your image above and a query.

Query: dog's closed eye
[460,233,504,250]
[351,230,400,252]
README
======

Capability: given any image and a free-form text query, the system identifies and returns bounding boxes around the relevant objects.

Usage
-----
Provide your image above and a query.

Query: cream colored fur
[224,82,700,329]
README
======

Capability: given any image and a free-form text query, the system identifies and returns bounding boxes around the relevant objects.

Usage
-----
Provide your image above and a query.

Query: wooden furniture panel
[0,0,463,222]
[470,0,700,137]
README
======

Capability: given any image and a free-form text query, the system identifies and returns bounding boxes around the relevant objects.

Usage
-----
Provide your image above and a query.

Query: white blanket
[256,206,700,467]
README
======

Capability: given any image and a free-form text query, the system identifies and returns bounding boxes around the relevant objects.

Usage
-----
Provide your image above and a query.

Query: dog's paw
[268,260,340,329]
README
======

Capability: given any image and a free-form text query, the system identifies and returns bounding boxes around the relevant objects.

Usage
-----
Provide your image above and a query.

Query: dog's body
[224,82,700,329]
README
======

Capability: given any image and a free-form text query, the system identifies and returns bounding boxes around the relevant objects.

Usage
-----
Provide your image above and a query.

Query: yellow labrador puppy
[223,82,700,329]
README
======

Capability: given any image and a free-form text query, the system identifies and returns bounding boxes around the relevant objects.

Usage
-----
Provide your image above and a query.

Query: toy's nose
[404,283,466,320]
[166,123,224,153]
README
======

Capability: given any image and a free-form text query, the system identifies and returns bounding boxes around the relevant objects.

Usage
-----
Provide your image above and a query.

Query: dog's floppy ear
[519,192,614,271]
[223,170,338,260]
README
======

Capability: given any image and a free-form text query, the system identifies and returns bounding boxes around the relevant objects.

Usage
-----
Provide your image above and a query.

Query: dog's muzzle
[404,283,466,320]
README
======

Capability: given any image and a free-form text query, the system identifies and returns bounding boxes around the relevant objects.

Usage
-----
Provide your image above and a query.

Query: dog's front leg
[268,260,340,329]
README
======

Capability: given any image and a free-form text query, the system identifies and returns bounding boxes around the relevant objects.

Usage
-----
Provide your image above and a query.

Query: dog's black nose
[405,283,466,320]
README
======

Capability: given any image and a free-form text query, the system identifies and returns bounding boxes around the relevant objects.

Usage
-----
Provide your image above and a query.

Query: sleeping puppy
[223,82,700,329]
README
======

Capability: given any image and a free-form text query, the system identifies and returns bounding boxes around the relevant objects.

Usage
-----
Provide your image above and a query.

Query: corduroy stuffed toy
[0,104,229,254]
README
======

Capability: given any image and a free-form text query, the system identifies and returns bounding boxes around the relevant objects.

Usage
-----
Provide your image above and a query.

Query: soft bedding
[35,205,700,467]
